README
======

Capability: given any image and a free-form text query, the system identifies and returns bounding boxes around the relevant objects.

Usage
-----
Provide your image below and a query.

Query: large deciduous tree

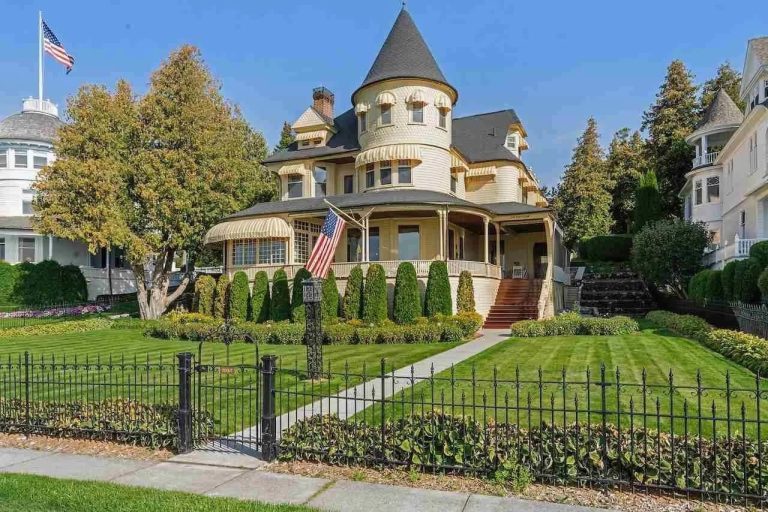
[606,128,646,233]
[642,60,698,217]
[33,45,275,319]
[700,62,744,113]
[553,117,613,247]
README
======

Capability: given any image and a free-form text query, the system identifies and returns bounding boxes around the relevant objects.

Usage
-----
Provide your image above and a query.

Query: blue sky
[0,0,763,188]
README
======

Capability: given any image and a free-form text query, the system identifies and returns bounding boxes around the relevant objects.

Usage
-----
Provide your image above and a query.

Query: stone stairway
[483,278,541,329]
[579,268,655,317]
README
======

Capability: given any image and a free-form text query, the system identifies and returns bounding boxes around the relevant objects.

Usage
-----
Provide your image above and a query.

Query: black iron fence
[732,302,768,339]
[657,296,738,329]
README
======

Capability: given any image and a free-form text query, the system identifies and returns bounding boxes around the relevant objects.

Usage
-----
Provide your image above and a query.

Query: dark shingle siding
[452,110,524,165]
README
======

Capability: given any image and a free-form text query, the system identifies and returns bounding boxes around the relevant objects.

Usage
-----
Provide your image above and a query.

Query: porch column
[701,134,708,161]
[363,217,369,263]
[438,211,445,260]
[289,224,296,265]
[494,223,501,266]
[47,235,53,260]
[483,216,489,264]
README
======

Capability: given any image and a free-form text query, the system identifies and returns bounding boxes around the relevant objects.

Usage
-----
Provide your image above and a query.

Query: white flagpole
[322,199,365,229]
[38,11,43,102]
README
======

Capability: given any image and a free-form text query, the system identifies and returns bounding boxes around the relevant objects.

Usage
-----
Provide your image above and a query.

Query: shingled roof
[688,89,743,140]
[263,108,360,164]
[353,8,455,101]
[452,110,524,165]
[749,37,768,66]
[0,110,62,144]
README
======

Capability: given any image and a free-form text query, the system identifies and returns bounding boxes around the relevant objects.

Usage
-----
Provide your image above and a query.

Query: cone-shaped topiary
[424,260,451,317]
[722,261,737,300]
[342,265,364,320]
[322,269,340,321]
[251,271,271,323]
[213,274,230,319]
[393,262,420,324]
[363,264,388,324]
[291,268,311,323]
[194,275,216,316]
[228,271,250,320]
[270,269,290,322]
[456,270,475,313]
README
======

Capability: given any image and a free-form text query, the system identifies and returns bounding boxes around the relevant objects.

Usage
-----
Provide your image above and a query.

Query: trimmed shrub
[321,269,340,321]
[251,271,271,323]
[732,260,746,302]
[342,265,364,320]
[393,262,420,324]
[759,267,768,302]
[270,269,291,322]
[688,270,710,301]
[740,258,762,303]
[424,260,451,317]
[706,270,724,301]
[722,261,737,300]
[228,271,250,321]
[750,240,768,267]
[363,264,388,324]
[510,312,638,337]
[194,275,216,316]
[291,268,311,323]
[0,261,18,305]
[456,270,475,313]
[579,235,633,262]
[645,310,713,340]
[453,311,483,338]
[60,265,88,303]
[213,275,229,319]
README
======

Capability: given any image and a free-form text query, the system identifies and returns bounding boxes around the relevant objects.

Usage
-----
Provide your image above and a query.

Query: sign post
[303,278,324,380]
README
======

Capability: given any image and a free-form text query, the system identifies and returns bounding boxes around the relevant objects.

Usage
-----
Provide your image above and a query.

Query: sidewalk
[0,447,610,512]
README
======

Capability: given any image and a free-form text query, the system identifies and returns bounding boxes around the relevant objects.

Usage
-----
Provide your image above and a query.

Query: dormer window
[505,133,518,152]
[380,105,392,126]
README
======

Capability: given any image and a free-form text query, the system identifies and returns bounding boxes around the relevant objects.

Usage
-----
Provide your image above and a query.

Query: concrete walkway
[0,447,610,511]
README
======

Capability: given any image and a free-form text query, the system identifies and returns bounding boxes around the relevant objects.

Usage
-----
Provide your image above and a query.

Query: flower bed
[509,312,639,337]
[0,318,113,338]
[0,303,111,319]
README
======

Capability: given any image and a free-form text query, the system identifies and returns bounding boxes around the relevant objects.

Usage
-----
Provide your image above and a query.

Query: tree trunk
[132,248,192,320]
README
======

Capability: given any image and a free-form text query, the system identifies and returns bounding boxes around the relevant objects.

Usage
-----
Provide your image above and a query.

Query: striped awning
[434,93,451,110]
[354,102,370,114]
[407,89,426,104]
[355,144,422,168]
[450,152,468,171]
[375,91,397,106]
[204,217,292,245]
[465,166,497,178]
[294,130,326,142]
[276,162,309,176]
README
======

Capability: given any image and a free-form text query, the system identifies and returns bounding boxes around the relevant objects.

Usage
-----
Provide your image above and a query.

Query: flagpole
[38,11,43,102]
[322,199,365,229]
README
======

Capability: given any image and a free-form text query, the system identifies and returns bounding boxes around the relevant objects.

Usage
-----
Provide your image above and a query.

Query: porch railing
[691,151,719,168]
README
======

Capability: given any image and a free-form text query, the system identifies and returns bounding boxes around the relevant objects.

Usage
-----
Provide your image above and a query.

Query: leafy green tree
[552,118,613,246]
[642,60,698,216]
[33,46,274,319]
[342,265,364,320]
[291,268,311,323]
[273,121,295,153]
[700,62,744,113]
[633,171,663,233]
[321,269,340,321]
[250,271,270,323]
[631,219,710,297]
[393,262,420,324]
[228,271,250,320]
[270,269,290,322]
[424,260,452,317]
[363,264,388,324]
[456,270,475,313]
[194,275,216,316]
[214,274,230,319]
[606,129,646,233]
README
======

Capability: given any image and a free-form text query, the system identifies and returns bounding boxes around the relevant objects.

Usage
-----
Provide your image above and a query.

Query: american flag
[305,209,346,278]
[43,20,75,74]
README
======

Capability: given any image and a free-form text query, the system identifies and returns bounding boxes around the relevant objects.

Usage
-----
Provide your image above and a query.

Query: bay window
[398,226,420,260]
[694,180,702,205]
[33,155,47,169]
[365,164,375,188]
[380,161,392,185]
[706,176,719,203]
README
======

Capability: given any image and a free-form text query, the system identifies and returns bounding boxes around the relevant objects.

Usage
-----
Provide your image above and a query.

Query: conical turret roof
[353,9,455,101]
[690,89,744,138]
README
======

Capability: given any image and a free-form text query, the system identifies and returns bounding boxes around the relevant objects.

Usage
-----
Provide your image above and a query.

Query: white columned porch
[438,210,445,260]
[483,216,489,264]
[494,222,501,267]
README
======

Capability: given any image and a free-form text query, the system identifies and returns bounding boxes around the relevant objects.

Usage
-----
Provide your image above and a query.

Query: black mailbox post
[303,277,323,380]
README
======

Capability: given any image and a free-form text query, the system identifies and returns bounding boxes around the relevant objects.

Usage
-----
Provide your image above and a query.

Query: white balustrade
[691,152,720,168]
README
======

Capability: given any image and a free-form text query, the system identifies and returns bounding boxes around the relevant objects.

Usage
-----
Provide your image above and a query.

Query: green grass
[373,322,768,438]
[0,473,316,512]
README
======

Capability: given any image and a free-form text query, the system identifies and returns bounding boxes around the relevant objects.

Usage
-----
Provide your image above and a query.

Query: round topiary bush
[291,268,311,323]
[270,269,290,322]
[706,270,724,301]
[722,261,737,300]
[393,262,420,324]
[251,271,271,323]
[194,275,216,316]
[750,241,768,267]
[740,258,763,303]
[213,274,230,319]
[342,265,364,320]
[363,264,388,324]
[322,269,340,321]
[228,271,250,320]
[456,270,475,313]
[424,260,451,317]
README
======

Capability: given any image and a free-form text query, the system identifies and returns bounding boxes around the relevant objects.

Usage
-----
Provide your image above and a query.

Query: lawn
[0,473,315,512]
[371,322,768,438]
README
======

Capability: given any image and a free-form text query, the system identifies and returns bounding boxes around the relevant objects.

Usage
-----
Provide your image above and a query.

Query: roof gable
[691,89,743,135]
[292,107,333,131]
[264,108,359,164]
[742,37,768,98]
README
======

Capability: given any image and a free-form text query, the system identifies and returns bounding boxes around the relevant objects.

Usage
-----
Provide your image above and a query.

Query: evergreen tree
[606,128,646,233]
[321,269,340,321]
[700,62,744,113]
[250,271,270,323]
[632,171,663,233]
[342,266,364,320]
[552,117,613,247]
[228,271,250,320]
[642,60,698,216]
[270,269,290,322]
[273,122,295,153]
[291,268,311,323]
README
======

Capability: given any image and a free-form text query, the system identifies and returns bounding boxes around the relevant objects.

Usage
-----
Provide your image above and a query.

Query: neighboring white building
[682,37,768,268]
[0,98,136,299]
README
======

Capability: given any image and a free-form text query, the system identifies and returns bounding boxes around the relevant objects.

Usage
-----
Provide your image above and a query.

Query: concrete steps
[483,278,540,329]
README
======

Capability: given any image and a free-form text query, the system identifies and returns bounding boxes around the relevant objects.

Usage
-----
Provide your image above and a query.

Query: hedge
[750,240,768,267]
[393,262,420,324]
[722,261,737,300]
[1,261,88,306]
[741,258,763,303]
[278,413,768,496]
[270,269,290,322]
[321,270,340,321]
[342,265,364,321]
[213,274,229,319]
[759,267,768,302]
[456,270,475,313]
[363,264,387,324]
[579,235,633,262]
[0,318,112,338]
[424,260,451,317]
[291,268,311,323]
[509,312,639,337]
[228,271,250,321]
[688,270,709,301]
[0,262,18,305]
[193,275,216,316]
[707,270,724,301]
[732,260,746,303]
[251,271,271,323]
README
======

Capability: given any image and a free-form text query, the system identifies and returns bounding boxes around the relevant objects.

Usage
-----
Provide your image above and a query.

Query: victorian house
[204,8,569,324]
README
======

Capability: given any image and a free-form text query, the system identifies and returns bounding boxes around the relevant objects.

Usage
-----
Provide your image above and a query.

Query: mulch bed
[0,433,172,461]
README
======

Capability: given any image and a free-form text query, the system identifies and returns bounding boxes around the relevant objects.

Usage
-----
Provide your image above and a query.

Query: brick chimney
[312,87,334,120]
